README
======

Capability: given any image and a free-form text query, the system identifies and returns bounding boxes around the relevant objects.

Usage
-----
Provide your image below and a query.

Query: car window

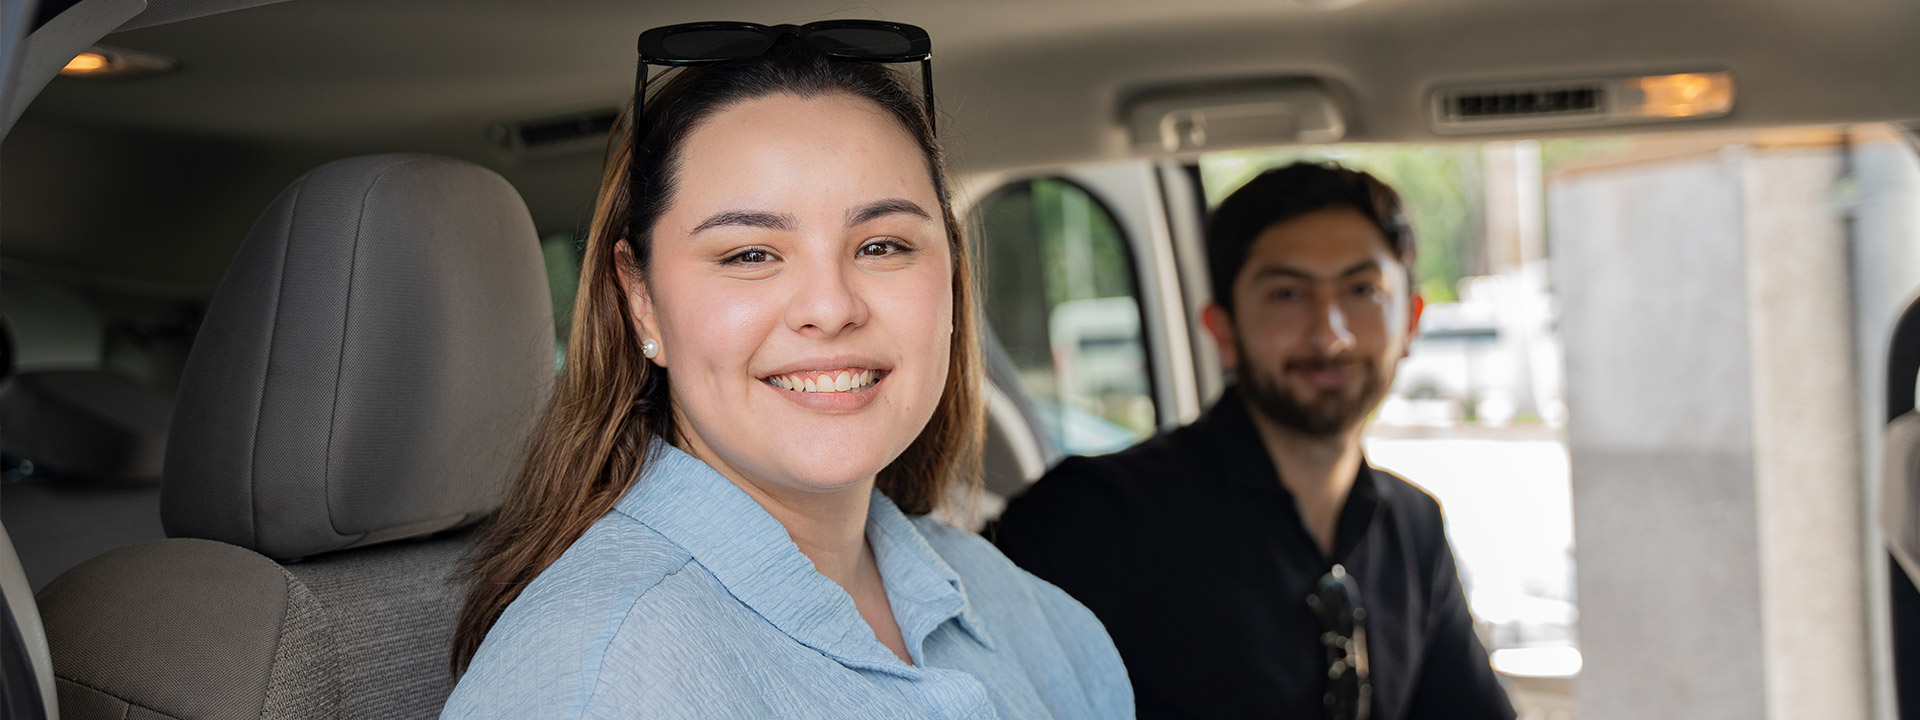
[539,232,582,370]
[972,177,1156,456]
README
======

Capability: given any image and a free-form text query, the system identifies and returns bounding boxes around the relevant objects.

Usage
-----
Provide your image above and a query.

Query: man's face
[1205,207,1422,437]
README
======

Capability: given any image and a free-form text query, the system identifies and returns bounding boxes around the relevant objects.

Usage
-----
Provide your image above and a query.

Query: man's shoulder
[992,424,1219,557]
[1369,465,1446,522]
[1041,422,1217,492]
[1366,465,1457,572]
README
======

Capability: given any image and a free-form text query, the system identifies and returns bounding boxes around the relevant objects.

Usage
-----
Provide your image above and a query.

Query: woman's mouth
[763,368,886,393]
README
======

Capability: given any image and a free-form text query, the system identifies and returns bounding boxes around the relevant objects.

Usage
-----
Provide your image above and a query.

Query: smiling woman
[441,24,1132,720]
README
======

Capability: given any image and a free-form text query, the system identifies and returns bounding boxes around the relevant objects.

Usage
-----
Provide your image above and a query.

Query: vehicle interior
[2,0,1918,718]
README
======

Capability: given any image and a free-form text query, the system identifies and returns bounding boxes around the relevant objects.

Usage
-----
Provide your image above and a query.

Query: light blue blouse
[442,442,1133,719]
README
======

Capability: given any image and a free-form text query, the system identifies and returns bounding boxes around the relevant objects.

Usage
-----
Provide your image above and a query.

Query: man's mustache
[1283,355,1365,373]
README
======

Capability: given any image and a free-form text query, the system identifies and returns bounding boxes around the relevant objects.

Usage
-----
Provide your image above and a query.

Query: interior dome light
[57,45,177,79]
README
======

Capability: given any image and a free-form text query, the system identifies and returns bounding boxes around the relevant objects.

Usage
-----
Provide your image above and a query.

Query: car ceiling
[7,0,1920,299]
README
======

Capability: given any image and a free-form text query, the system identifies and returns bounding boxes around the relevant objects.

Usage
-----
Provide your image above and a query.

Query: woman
[442,22,1132,719]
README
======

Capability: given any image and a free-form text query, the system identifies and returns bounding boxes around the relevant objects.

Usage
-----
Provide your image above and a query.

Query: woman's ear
[614,240,668,368]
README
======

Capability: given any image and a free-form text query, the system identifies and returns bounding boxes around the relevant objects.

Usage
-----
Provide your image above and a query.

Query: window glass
[540,232,582,370]
[972,178,1155,455]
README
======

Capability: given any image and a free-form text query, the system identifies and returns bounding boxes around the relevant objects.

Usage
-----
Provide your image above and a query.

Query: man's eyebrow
[1338,258,1388,277]
[1249,258,1388,282]
[690,210,797,235]
[846,198,933,227]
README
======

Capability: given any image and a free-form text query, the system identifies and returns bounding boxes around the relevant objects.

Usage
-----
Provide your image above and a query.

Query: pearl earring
[641,339,659,359]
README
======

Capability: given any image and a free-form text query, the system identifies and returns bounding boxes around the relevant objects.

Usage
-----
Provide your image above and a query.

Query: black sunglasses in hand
[633,20,936,134]
[1307,564,1372,720]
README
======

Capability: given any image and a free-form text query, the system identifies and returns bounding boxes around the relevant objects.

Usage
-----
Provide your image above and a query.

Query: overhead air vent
[1431,72,1733,134]
[489,108,621,157]
[1446,85,1603,121]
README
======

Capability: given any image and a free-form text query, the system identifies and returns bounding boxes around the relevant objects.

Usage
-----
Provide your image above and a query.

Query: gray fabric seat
[36,154,553,720]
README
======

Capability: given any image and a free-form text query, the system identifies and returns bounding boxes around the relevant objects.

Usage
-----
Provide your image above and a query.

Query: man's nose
[1307,294,1356,352]
[785,255,867,338]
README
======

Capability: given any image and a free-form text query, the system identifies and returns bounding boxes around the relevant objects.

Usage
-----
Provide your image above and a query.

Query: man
[993,162,1515,719]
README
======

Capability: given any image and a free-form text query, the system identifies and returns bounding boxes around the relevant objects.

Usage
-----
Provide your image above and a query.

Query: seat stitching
[56,675,175,719]
[248,179,305,550]
[321,156,430,543]
[253,569,301,719]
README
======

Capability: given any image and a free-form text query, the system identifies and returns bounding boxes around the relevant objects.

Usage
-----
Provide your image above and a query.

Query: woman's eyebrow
[846,198,933,227]
[690,210,796,235]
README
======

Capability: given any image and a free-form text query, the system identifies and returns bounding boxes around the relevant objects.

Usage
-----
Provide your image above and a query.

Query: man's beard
[1239,350,1386,437]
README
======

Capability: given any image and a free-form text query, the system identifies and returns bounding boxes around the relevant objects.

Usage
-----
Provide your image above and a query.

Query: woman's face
[628,92,953,501]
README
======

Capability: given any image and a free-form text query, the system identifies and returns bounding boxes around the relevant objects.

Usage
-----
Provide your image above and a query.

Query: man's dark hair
[1205,161,1416,313]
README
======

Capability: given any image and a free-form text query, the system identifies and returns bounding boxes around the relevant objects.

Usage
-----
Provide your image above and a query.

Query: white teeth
[768,369,882,393]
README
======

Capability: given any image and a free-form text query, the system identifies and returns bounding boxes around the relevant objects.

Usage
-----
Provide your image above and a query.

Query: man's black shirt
[992,387,1516,720]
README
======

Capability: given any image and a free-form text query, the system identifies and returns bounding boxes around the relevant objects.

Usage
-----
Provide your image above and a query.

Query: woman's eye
[857,239,912,258]
[723,248,774,265]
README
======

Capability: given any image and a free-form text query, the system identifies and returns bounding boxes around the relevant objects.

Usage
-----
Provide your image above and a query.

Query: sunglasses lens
[658,28,772,60]
[808,27,916,57]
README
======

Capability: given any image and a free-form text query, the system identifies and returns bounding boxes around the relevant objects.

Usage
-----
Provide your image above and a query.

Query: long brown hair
[450,36,982,674]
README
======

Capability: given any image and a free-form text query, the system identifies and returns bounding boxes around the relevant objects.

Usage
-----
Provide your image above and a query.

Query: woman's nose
[784,256,868,337]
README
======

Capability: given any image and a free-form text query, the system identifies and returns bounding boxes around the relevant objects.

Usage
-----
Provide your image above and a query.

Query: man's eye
[724,248,774,265]
[1271,287,1301,301]
[1351,282,1381,297]
[858,239,913,258]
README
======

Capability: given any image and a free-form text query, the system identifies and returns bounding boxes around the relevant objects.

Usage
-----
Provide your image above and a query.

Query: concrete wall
[1553,152,1766,720]
[1550,131,1918,720]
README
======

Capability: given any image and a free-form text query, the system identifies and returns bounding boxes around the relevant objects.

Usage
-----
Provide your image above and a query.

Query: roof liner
[31,0,1920,162]
[6,0,1919,297]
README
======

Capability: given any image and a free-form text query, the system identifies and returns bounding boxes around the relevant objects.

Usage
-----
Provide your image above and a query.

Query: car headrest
[162,154,554,561]
[1886,410,1920,584]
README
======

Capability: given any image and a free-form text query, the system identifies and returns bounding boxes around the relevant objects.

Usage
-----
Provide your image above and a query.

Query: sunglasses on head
[633,20,936,134]
[1306,564,1373,720]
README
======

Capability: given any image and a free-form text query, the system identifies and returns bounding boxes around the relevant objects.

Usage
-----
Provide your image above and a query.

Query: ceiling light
[63,52,109,74]
[1620,72,1734,120]
[57,45,177,79]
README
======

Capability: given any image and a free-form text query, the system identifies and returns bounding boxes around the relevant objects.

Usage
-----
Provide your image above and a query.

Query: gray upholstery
[0,369,173,479]
[39,154,553,720]
[39,532,475,720]
[40,539,340,720]
[1885,410,1920,583]
[162,154,552,561]
[280,532,470,718]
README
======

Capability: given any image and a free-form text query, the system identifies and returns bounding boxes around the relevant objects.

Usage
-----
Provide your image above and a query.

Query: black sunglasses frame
[632,20,935,137]
[1306,564,1373,720]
